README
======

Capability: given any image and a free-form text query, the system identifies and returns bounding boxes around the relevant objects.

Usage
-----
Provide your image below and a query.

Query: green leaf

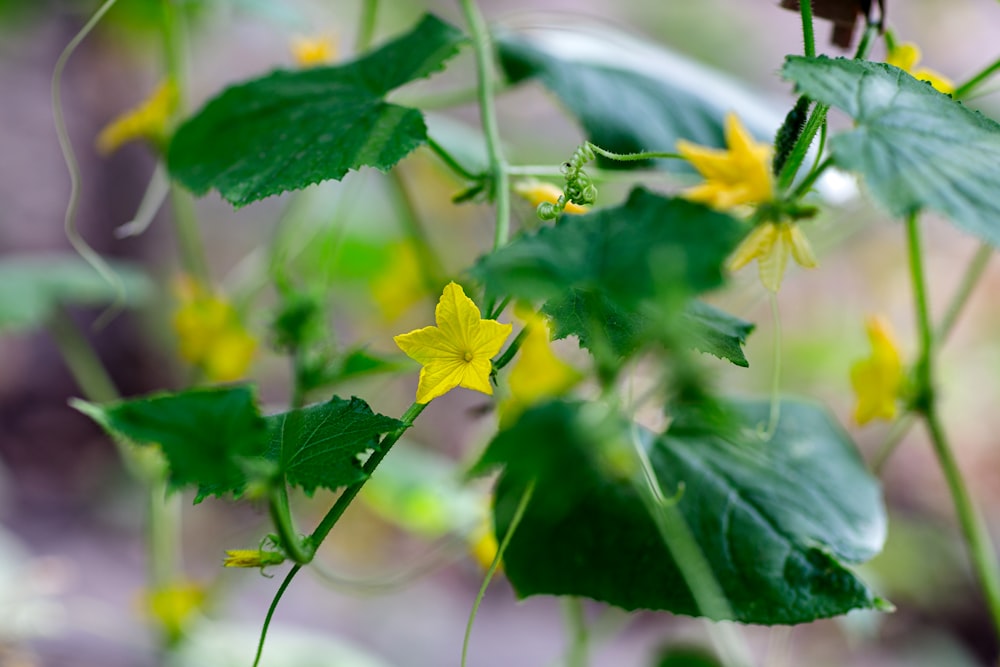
[76,386,269,501]
[266,397,402,495]
[474,399,887,624]
[168,14,466,206]
[682,301,754,367]
[473,188,745,362]
[0,255,152,333]
[497,28,778,169]
[783,56,1000,246]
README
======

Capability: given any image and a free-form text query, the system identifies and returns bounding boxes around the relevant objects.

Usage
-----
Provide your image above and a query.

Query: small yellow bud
[222,549,286,569]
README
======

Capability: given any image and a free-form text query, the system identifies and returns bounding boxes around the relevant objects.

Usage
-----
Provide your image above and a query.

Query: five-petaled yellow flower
[727,221,817,292]
[886,42,954,95]
[851,316,904,425]
[676,113,774,210]
[499,306,582,427]
[513,180,589,215]
[394,282,512,404]
[290,35,337,67]
[96,80,178,155]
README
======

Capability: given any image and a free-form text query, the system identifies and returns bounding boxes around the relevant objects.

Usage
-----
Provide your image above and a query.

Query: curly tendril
[537,142,599,221]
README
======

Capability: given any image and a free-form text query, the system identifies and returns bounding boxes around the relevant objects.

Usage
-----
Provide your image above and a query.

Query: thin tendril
[460,481,535,667]
[52,0,127,326]
[252,564,302,667]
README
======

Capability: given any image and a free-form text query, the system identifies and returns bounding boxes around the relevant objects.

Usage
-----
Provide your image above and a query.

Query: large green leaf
[76,386,269,501]
[473,188,748,363]
[265,397,402,495]
[168,14,466,206]
[473,399,888,624]
[783,56,1000,246]
[497,28,778,169]
[0,255,152,333]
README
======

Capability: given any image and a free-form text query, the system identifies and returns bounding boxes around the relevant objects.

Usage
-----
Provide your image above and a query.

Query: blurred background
[3,0,1000,665]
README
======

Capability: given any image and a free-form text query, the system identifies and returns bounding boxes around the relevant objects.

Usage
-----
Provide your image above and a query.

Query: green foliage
[783,56,1000,246]
[265,397,402,495]
[168,14,466,206]
[76,386,270,501]
[497,29,775,169]
[473,188,749,363]
[0,255,151,332]
[473,400,887,624]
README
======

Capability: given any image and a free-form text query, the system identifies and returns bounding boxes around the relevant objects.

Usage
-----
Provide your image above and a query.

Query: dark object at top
[779,0,885,49]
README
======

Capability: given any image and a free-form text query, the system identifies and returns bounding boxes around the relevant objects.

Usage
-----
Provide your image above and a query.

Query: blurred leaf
[168,14,466,206]
[265,397,402,495]
[336,348,407,380]
[75,386,269,501]
[497,27,778,169]
[0,255,152,333]
[784,56,1000,246]
[363,445,485,538]
[473,399,887,624]
[653,646,723,667]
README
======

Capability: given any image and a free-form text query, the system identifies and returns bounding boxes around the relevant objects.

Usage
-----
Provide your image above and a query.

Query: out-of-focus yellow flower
[886,42,954,94]
[394,282,512,404]
[290,35,337,67]
[677,113,773,210]
[142,581,204,642]
[371,243,427,322]
[727,221,817,292]
[222,549,286,569]
[851,316,903,425]
[172,277,256,383]
[96,80,178,155]
[499,306,582,427]
[513,180,589,215]
[467,516,500,572]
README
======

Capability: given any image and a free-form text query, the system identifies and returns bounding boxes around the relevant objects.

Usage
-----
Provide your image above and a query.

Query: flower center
[463,351,474,362]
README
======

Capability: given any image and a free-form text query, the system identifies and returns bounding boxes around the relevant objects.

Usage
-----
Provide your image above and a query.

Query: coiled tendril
[537,143,599,221]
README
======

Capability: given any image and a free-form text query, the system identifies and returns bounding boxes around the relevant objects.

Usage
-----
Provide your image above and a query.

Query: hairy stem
[799,0,815,59]
[954,54,1000,100]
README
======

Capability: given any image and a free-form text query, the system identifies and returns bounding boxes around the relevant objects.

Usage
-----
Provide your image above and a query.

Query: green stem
[268,486,314,564]
[954,55,1000,100]
[763,294,783,439]
[47,307,119,404]
[492,327,528,372]
[906,213,1000,641]
[790,155,832,200]
[161,0,210,282]
[854,21,879,61]
[777,104,828,193]
[870,414,917,474]
[923,408,1000,637]
[799,0,816,59]
[562,597,589,667]
[458,0,510,251]
[308,402,426,549]
[253,564,302,667]
[356,0,379,52]
[147,480,180,587]
[461,480,535,667]
[427,136,481,182]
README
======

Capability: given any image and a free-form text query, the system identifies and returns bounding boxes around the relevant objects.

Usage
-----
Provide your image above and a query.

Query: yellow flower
[677,113,773,210]
[499,306,582,427]
[142,581,204,642]
[513,180,589,215]
[96,80,178,155]
[290,35,337,67]
[222,549,286,569]
[371,242,427,322]
[394,282,512,404]
[172,277,257,383]
[851,316,903,425]
[886,42,954,94]
[467,517,500,572]
[727,221,817,292]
